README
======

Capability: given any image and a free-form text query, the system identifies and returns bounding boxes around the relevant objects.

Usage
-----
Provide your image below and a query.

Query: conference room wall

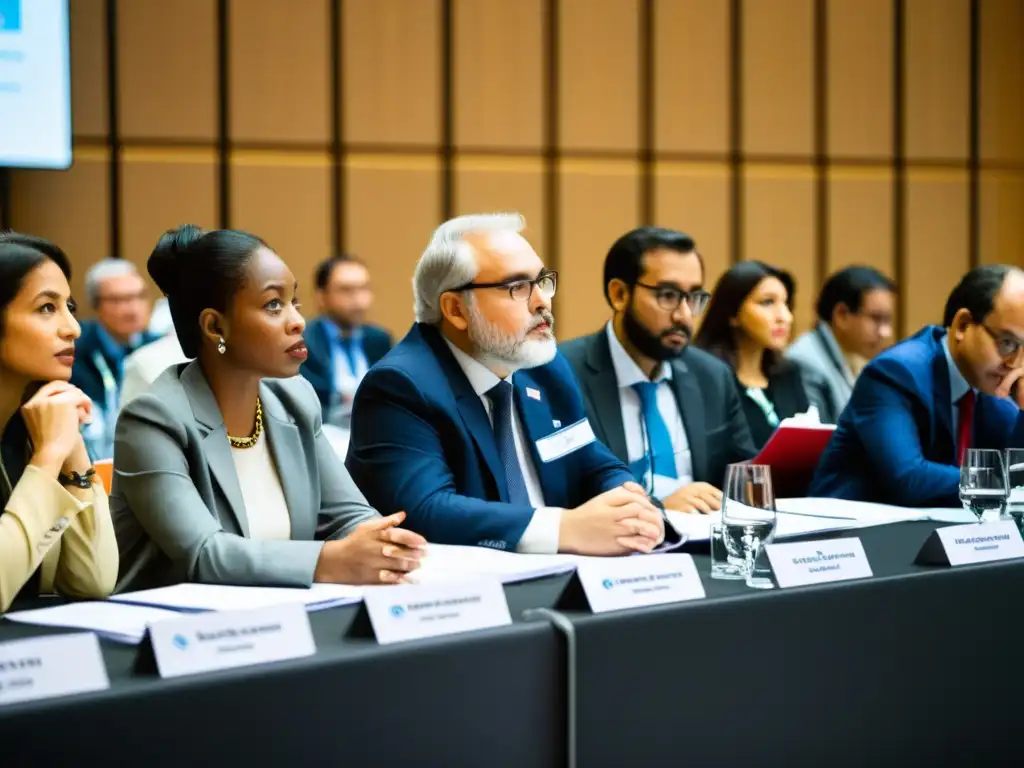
[5,0,1022,342]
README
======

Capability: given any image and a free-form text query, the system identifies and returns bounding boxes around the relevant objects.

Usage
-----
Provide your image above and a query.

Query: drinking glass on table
[959,449,1008,523]
[1004,449,1024,528]
[720,463,777,590]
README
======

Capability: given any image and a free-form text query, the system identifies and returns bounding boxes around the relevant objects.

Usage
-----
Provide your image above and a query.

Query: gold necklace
[227,398,263,449]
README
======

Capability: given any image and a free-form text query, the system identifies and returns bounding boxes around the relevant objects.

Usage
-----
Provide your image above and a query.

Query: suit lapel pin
[526,387,541,401]
[552,419,562,428]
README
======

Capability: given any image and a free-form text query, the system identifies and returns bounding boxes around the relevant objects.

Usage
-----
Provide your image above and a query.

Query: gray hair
[85,258,140,306]
[413,213,526,324]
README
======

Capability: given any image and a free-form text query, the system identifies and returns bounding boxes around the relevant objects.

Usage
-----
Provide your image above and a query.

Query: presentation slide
[0,0,72,169]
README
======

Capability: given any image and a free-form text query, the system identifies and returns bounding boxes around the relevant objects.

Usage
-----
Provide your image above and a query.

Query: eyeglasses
[979,322,1024,359]
[451,270,558,303]
[856,311,894,329]
[635,283,711,315]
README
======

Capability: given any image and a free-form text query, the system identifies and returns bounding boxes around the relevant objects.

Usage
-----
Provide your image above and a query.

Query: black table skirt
[2,520,1022,766]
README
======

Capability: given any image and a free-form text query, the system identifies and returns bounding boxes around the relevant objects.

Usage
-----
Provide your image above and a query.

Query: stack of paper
[666,509,867,543]
[777,497,970,524]
[110,582,365,614]
[406,544,579,585]
[4,601,184,644]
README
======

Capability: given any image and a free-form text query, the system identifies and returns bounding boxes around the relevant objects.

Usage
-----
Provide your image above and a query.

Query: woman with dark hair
[0,232,117,611]
[112,226,427,591]
[694,261,813,449]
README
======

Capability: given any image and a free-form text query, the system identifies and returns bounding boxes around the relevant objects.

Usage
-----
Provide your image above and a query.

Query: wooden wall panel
[343,0,441,147]
[454,158,546,261]
[653,163,731,290]
[827,0,893,159]
[229,156,332,307]
[229,0,330,144]
[827,169,895,277]
[121,151,219,290]
[559,0,639,152]
[118,1,216,141]
[654,0,730,155]
[980,0,1024,164]
[9,152,111,311]
[980,172,1024,266]
[742,0,814,156]
[558,160,640,340]
[742,167,816,334]
[69,0,107,139]
[904,171,969,331]
[904,0,969,161]
[454,0,543,150]
[345,157,442,335]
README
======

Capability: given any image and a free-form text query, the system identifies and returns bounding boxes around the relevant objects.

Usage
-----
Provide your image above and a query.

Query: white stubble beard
[465,300,557,372]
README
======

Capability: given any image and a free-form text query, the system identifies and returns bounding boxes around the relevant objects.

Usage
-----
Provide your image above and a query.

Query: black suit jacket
[736,363,812,450]
[560,329,757,488]
[299,317,393,410]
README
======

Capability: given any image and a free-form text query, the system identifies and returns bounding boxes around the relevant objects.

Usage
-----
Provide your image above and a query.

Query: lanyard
[92,350,119,417]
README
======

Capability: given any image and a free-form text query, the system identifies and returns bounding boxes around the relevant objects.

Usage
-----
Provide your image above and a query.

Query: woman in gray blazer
[112,225,426,592]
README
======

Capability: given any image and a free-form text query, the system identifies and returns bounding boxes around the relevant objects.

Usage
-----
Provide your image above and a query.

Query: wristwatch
[58,468,96,489]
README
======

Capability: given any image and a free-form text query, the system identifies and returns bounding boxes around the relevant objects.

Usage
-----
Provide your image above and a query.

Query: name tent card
[141,602,315,679]
[576,554,705,613]
[0,633,109,706]
[916,521,1024,567]
[764,537,873,588]
[364,580,512,645]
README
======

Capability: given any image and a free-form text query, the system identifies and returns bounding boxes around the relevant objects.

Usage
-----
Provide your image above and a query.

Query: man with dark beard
[347,214,672,554]
[561,227,756,514]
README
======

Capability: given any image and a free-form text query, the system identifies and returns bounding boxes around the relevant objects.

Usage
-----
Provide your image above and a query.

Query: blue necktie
[631,381,678,481]
[337,335,358,374]
[485,381,532,506]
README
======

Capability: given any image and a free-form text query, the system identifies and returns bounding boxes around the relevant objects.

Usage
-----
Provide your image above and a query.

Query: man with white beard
[346,213,670,555]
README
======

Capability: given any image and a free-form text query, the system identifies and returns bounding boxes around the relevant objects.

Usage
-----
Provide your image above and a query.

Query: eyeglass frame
[448,269,558,303]
[634,282,712,314]
[977,321,1024,360]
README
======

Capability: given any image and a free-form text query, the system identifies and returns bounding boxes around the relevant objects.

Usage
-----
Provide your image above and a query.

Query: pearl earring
[217,337,227,355]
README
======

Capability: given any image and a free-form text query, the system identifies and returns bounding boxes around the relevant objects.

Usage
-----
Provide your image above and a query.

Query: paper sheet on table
[110,582,365,614]
[666,509,871,543]
[406,544,579,585]
[4,601,183,645]
[777,497,971,524]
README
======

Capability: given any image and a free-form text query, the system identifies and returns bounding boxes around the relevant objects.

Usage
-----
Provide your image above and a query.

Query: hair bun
[147,224,204,297]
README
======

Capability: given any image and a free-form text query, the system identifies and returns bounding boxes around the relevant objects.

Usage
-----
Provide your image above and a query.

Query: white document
[0,633,110,706]
[777,497,965,523]
[666,509,865,543]
[364,580,512,644]
[407,544,579,585]
[111,582,364,614]
[4,602,184,645]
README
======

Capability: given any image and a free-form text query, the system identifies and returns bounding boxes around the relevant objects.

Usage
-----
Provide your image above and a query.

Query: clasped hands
[314,511,427,585]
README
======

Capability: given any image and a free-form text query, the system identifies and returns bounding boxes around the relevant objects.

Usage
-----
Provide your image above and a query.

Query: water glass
[959,448,1008,522]
[709,521,744,580]
[721,464,777,590]
[1005,448,1024,528]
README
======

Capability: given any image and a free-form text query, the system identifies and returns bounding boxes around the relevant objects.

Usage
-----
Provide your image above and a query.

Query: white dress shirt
[606,322,694,499]
[230,431,292,542]
[444,339,562,554]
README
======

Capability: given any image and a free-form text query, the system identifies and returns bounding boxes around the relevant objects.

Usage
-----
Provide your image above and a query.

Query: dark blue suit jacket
[299,317,393,410]
[809,325,1024,506]
[70,320,158,406]
[345,323,635,549]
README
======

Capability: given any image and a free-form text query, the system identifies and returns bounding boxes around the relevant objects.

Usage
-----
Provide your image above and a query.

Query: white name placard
[0,632,109,706]
[576,554,705,613]
[765,536,873,588]
[147,602,316,679]
[935,521,1024,566]
[364,580,511,645]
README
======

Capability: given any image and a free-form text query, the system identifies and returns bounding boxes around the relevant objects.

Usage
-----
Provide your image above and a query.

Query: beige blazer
[0,465,118,612]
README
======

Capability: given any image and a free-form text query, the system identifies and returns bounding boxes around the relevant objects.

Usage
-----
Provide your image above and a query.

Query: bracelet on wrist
[58,468,96,489]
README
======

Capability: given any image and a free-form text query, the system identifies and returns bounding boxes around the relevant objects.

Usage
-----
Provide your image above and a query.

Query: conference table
[2,520,1022,766]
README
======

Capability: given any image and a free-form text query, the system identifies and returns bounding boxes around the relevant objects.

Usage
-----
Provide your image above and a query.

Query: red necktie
[956,390,975,465]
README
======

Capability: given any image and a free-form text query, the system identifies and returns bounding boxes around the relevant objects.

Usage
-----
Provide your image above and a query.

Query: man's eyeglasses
[451,270,558,303]
[979,322,1024,359]
[635,283,711,315]
[856,311,894,329]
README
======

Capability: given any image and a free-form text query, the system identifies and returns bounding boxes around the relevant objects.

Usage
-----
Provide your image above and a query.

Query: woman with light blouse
[0,233,118,612]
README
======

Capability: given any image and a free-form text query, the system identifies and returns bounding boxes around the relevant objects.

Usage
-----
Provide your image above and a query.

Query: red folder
[754,423,836,497]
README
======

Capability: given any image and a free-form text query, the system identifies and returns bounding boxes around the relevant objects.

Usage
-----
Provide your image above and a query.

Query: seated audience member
[561,227,756,513]
[300,254,392,426]
[72,258,158,459]
[695,261,828,449]
[810,265,1024,507]
[346,213,667,555]
[113,225,426,591]
[0,233,117,612]
[787,265,896,422]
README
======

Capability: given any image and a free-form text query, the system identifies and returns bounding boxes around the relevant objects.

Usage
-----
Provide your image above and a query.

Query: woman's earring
[217,337,227,355]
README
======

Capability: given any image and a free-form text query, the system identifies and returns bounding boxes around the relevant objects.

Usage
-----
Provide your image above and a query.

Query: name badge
[364,580,511,645]
[0,633,109,706]
[576,554,705,613]
[535,418,595,463]
[146,602,316,679]
[764,537,873,588]
[917,521,1024,567]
